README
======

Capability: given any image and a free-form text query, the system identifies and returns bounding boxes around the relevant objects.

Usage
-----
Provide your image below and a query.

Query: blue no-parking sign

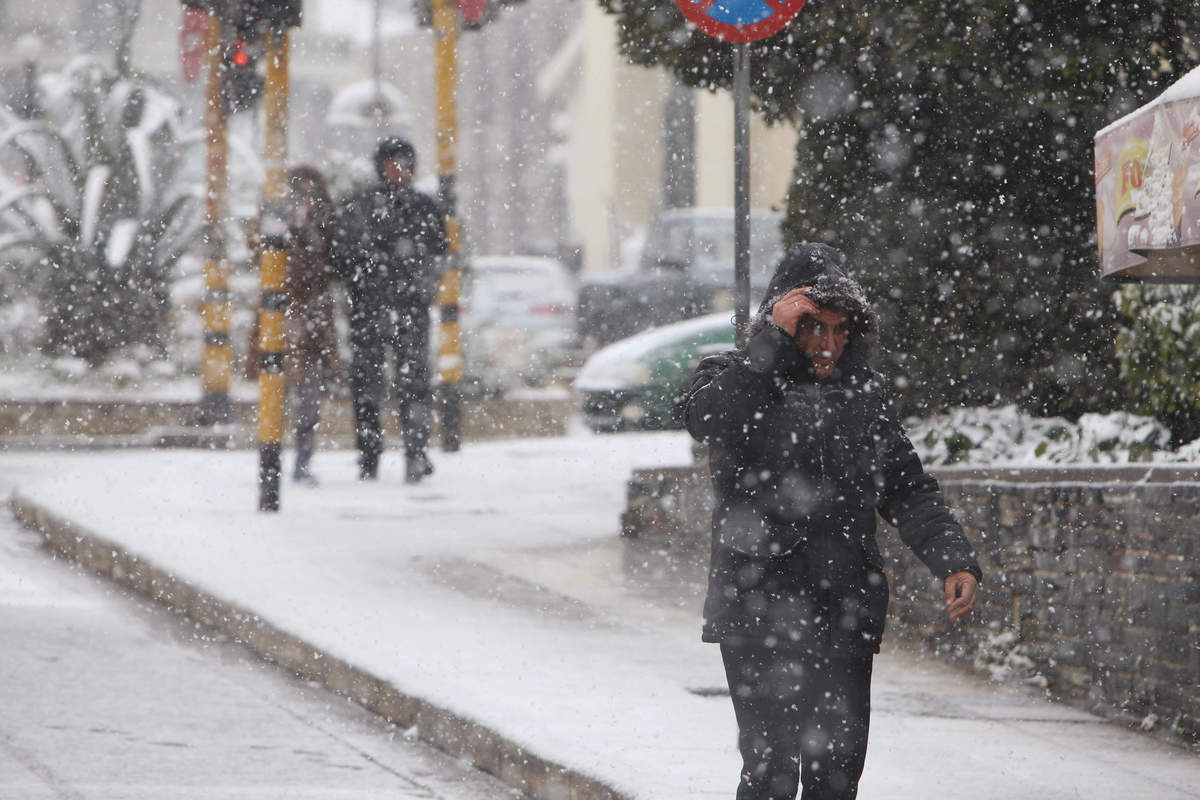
[674,0,807,43]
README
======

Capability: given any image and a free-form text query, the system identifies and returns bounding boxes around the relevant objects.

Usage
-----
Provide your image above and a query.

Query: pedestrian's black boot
[404,451,433,484]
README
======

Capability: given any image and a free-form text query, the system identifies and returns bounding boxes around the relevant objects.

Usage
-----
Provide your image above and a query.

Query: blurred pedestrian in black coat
[683,243,982,800]
[329,137,447,482]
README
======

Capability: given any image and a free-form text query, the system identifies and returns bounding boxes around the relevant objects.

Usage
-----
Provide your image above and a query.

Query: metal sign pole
[733,42,751,348]
[672,0,807,347]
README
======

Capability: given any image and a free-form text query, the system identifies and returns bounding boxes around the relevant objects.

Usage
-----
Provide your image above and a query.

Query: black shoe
[404,452,433,484]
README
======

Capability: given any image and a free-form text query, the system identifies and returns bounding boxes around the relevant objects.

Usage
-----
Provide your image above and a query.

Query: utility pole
[197,4,233,426]
[432,0,463,451]
[257,20,291,511]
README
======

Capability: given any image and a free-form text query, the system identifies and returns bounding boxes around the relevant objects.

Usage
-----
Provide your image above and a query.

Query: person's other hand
[770,287,820,337]
[944,571,979,623]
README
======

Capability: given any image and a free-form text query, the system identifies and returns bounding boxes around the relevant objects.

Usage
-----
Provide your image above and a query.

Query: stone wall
[620,461,1200,742]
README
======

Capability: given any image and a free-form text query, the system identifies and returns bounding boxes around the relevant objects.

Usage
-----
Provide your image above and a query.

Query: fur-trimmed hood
[748,242,877,373]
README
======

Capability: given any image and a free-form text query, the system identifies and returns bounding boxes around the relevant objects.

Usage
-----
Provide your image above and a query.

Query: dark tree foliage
[596,0,1200,417]
[1113,285,1200,446]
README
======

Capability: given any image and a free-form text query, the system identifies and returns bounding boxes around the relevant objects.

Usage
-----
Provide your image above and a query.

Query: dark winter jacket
[328,181,448,339]
[683,243,982,656]
[244,169,339,383]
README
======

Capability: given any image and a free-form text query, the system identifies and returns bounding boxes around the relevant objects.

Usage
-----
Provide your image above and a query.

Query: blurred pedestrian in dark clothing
[683,243,982,800]
[329,137,448,482]
[247,165,340,486]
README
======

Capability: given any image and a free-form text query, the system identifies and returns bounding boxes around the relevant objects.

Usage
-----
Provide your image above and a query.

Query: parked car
[460,255,577,394]
[574,312,735,431]
[576,207,784,347]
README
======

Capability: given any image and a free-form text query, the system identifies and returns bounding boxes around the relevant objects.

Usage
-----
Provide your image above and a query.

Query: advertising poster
[1096,70,1200,281]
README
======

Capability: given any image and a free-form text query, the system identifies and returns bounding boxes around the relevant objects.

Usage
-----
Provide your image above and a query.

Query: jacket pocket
[833,568,889,652]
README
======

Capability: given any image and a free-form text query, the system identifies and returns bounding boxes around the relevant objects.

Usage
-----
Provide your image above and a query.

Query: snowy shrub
[1113,284,1200,446]
[48,356,89,382]
[0,296,43,355]
[908,405,1172,466]
[973,631,1045,687]
[0,56,202,365]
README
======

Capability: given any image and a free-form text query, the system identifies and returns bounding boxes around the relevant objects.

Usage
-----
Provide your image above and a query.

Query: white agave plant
[0,55,202,364]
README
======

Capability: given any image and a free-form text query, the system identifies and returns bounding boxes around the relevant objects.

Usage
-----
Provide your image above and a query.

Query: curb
[9,492,627,800]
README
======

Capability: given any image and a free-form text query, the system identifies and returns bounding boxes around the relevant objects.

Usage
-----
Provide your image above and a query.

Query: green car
[574,312,736,431]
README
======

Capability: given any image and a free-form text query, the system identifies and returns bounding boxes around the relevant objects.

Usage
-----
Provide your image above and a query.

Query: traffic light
[220,33,263,113]
[179,1,301,29]
[414,0,526,31]
[180,0,299,113]
[223,0,301,30]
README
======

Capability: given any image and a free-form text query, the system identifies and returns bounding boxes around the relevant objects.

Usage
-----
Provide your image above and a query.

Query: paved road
[0,508,526,800]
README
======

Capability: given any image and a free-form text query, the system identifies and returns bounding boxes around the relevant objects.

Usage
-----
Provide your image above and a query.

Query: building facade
[0,0,799,277]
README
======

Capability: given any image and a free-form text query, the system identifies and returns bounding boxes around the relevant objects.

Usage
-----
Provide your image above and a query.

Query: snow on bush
[0,56,202,364]
[973,630,1046,687]
[907,404,1177,466]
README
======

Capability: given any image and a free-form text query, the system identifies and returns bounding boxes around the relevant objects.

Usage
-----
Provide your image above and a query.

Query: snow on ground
[3,434,734,799]
[3,433,1199,799]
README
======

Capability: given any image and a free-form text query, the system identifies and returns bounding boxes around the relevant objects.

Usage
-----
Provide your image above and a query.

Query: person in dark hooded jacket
[329,137,447,483]
[683,243,981,800]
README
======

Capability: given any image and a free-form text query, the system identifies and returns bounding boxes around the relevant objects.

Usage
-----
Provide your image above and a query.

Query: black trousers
[720,643,873,800]
[348,308,432,470]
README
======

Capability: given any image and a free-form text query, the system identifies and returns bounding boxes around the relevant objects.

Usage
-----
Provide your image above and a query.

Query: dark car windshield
[640,214,784,288]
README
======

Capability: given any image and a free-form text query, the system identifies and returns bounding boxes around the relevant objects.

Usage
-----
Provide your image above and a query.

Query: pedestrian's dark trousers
[349,312,387,475]
[290,363,324,478]
[720,643,872,800]
[348,305,432,475]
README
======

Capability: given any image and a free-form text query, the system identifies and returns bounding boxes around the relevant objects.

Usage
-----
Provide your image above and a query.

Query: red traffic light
[221,33,262,113]
[458,0,488,26]
[232,37,250,67]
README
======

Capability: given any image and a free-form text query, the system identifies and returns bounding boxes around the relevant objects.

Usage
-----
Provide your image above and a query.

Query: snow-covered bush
[1113,284,1200,446]
[908,405,1173,466]
[973,631,1045,687]
[0,56,202,365]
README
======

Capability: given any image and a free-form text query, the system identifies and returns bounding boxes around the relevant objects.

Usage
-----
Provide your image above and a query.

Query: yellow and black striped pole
[197,6,232,426]
[432,0,462,451]
[257,24,290,511]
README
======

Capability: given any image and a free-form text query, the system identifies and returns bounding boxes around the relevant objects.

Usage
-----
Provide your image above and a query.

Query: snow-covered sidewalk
[3,434,1198,800]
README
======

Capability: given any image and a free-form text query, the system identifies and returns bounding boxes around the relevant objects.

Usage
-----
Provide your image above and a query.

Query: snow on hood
[748,242,878,370]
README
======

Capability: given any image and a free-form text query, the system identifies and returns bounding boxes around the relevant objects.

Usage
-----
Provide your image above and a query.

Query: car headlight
[619,403,647,421]
[575,360,652,391]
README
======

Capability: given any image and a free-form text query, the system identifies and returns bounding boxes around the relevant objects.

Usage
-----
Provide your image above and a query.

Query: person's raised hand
[944,571,979,623]
[770,287,820,337]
